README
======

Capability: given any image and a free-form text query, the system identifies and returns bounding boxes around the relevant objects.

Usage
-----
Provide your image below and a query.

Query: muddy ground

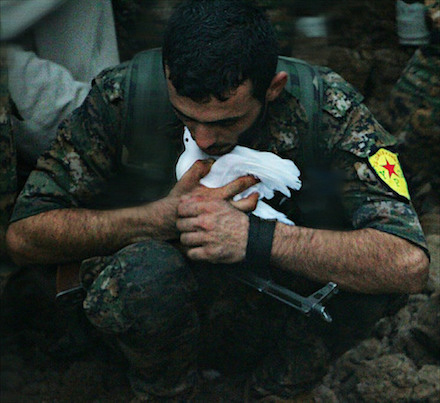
[1,0,439,402]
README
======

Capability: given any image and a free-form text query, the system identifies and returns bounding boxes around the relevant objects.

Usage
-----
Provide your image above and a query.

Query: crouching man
[6,0,429,400]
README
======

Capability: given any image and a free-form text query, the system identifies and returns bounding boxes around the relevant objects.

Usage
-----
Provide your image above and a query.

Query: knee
[82,240,197,334]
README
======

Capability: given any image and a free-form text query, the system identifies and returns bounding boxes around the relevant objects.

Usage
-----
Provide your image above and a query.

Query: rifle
[226,269,338,322]
[56,264,338,322]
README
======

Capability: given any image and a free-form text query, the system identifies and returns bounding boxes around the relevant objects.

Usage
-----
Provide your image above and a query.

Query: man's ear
[265,71,288,102]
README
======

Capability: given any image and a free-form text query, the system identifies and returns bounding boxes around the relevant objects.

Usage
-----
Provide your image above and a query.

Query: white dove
[176,127,301,225]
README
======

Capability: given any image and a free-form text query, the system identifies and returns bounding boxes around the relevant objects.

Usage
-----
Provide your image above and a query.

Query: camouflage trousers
[80,239,398,400]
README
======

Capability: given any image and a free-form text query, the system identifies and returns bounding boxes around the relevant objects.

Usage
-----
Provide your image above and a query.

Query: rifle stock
[56,263,85,308]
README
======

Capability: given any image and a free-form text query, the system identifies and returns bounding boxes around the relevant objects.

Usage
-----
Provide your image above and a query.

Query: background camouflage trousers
[384,46,440,193]
[79,239,398,400]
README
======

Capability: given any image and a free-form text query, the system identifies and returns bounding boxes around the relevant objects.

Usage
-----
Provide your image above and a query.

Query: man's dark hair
[162,0,279,103]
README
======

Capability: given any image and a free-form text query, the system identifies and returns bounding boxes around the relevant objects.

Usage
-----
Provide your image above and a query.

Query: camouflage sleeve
[329,101,429,255]
[10,67,126,223]
[318,68,428,254]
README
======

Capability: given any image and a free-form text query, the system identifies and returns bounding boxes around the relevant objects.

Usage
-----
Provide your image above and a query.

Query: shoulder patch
[368,148,410,200]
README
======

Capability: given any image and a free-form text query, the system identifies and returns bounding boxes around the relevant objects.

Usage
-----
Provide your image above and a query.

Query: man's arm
[6,199,179,266]
[5,62,172,267]
[6,162,258,266]
[176,196,429,294]
[271,223,429,294]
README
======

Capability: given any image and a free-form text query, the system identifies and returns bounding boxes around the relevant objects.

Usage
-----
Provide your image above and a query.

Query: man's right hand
[155,159,259,240]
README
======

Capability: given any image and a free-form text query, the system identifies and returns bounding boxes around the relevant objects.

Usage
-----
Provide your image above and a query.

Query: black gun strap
[246,215,276,277]
[122,48,178,181]
[276,56,323,168]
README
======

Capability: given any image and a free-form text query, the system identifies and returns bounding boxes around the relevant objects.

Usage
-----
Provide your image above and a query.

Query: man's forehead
[169,86,258,122]
[167,78,254,103]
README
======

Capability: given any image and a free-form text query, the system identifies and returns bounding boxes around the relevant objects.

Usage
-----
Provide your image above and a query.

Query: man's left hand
[177,193,258,263]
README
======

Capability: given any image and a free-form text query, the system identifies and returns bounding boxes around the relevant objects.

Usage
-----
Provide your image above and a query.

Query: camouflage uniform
[425,0,440,33]
[0,46,18,295]
[11,60,428,399]
[384,0,440,205]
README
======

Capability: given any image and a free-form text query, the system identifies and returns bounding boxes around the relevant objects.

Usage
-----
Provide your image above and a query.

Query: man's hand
[177,190,259,264]
[173,159,259,263]
[147,160,214,240]
[158,159,259,242]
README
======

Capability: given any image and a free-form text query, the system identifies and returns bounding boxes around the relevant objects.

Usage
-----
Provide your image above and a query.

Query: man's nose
[192,124,216,150]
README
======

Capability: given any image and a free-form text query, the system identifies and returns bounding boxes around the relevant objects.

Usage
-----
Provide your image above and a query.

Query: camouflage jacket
[11,60,428,253]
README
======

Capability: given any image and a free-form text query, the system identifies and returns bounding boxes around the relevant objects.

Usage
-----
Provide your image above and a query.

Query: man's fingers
[189,159,215,178]
[179,159,214,188]
[194,175,258,200]
[176,216,202,232]
[180,231,206,246]
[178,192,258,218]
[186,246,209,261]
[220,175,259,199]
[178,198,211,218]
[231,192,259,212]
